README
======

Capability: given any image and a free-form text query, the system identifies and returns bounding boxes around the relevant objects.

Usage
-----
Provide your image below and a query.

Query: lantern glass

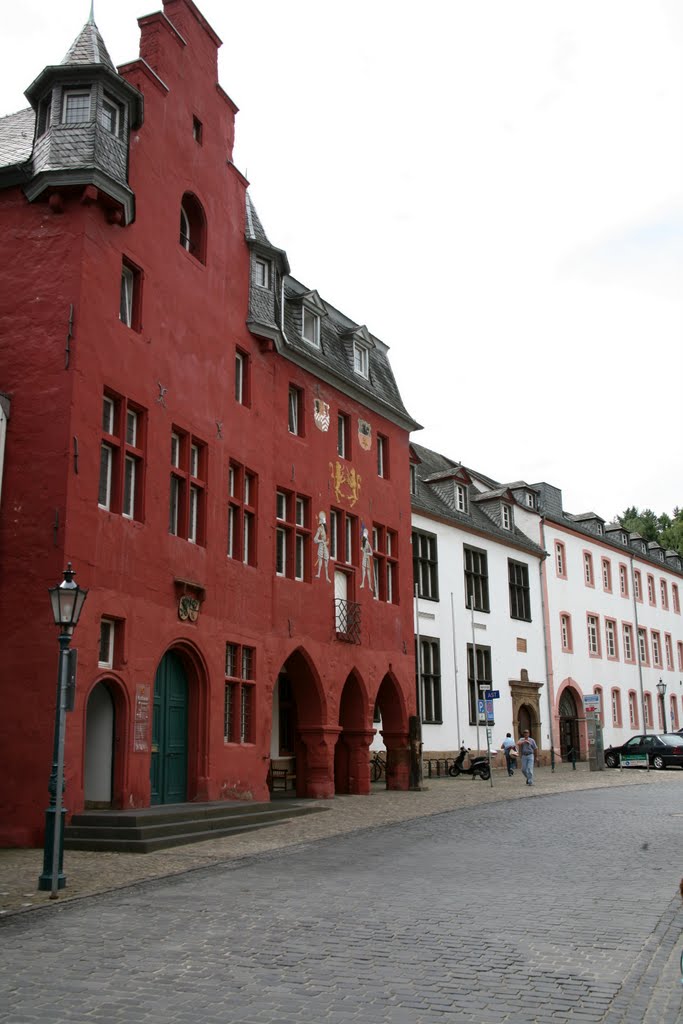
[48,564,88,629]
[656,680,666,699]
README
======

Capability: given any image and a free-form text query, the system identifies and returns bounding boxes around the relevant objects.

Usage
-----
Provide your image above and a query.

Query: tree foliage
[617,506,683,557]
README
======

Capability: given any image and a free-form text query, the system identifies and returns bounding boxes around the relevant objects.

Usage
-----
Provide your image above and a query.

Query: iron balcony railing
[334,598,361,644]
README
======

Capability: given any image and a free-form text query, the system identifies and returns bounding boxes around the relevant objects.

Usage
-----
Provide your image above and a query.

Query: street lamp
[38,563,88,896]
[656,678,668,733]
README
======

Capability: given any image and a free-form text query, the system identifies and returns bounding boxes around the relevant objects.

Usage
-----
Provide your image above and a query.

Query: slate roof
[245,192,418,430]
[0,109,35,169]
[61,18,116,71]
[410,442,545,558]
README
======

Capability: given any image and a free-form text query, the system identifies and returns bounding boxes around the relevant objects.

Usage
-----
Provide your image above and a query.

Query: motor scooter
[448,745,492,781]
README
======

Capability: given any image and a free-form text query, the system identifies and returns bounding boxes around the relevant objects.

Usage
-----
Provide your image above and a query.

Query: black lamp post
[38,563,88,896]
[656,678,668,733]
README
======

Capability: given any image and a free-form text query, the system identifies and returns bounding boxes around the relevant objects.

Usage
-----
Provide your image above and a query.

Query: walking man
[500,733,517,776]
[517,729,538,786]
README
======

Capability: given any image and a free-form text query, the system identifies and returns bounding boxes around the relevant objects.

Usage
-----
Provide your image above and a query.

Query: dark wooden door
[150,652,188,805]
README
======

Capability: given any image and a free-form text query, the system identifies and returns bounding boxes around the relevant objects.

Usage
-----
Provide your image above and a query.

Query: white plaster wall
[412,511,547,755]
[542,522,683,747]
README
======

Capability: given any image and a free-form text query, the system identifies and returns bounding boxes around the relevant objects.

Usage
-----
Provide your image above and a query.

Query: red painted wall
[0,0,416,845]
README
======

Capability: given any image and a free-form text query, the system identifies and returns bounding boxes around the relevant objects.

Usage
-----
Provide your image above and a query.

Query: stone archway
[272,647,333,798]
[510,672,543,752]
[335,671,373,795]
[376,672,411,791]
[84,676,128,810]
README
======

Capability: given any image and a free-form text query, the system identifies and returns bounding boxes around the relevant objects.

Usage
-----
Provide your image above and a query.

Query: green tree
[617,506,683,557]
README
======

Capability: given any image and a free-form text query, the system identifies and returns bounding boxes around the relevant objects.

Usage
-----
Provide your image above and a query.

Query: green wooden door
[150,651,188,805]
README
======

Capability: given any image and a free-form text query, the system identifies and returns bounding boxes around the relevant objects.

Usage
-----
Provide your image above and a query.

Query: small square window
[302,308,320,347]
[63,90,91,124]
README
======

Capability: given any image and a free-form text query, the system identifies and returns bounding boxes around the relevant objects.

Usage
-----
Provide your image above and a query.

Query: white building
[533,483,683,759]
[410,444,548,762]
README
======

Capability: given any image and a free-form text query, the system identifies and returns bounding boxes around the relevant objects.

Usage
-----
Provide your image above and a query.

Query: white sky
[3,1,682,522]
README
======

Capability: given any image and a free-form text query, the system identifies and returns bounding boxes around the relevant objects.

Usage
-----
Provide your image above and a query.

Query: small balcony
[334,598,361,644]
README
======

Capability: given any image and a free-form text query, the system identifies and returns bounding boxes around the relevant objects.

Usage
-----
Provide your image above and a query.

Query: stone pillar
[381,730,411,791]
[298,727,341,798]
[340,729,375,795]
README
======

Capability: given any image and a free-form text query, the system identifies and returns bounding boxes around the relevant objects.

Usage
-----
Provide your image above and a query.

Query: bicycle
[370,752,386,782]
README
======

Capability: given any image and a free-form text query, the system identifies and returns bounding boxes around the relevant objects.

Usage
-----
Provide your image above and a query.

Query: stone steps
[64,799,327,853]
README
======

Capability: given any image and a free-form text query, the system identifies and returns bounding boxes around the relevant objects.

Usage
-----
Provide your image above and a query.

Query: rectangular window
[555,541,566,578]
[409,464,417,495]
[37,94,51,136]
[508,560,531,621]
[619,564,628,597]
[224,642,256,743]
[228,462,257,566]
[99,94,121,135]
[455,484,468,514]
[678,641,683,672]
[560,613,572,652]
[98,618,115,668]
[288,385,303,435]
[353,342,369,378]
[418,637,442,723]
[644,692,652,728]
[464,545,489,612]
[377,434,388,478]
[467,643,492,725]
[587,614,600,656]
[371,524,399,604]
[660,579,669,610]
[302,308,320,347]
[605,619,617,659]
[602,558,612,592]
[275,488,310,581]
[192,115,203,143]
[169,428,206,543]
[501,503,512,530]
[611,688,622,727]
[329,509,339,560]
[99,392,145,520]
[584,552,594,587]
[665,633,673,670]
[63,90,90,123]
[673,584,680,614]
[638,627,648,665]
[412,530,438,601]
[623,623,634,662]
[254,258,270,288]
[337,413,349,458]
[628,691,638,729]
[647,574,656,605]
[634,570,642,602]
[651,630,661,668]
[235,350,249,405]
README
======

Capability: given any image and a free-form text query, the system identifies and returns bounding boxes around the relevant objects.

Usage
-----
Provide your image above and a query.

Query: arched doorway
[559,688,580,761]
[269,648,328,798]
[335,671,372,795]
[517,703,535,741]
[375,672,411,790]
[150,651,188,805]
[84,681,115,808]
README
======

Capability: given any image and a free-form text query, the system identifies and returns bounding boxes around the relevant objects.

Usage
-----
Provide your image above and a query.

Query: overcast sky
[3,1,682,522]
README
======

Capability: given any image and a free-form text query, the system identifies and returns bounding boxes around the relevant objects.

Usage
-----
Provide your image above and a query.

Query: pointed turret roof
[61,15,116,72]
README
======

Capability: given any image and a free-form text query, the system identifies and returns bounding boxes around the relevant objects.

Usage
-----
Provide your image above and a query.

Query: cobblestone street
[1,771,682,1023]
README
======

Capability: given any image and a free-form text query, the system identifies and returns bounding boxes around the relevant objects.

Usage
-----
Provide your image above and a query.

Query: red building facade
[0,0,418,846]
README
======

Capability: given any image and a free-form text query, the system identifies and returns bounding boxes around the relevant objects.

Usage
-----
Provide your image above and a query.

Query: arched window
[179,192,206,263]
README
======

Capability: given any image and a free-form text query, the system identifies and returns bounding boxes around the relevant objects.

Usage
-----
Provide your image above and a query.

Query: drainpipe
[538,517,556,770]
[450,593,462,748]
[630,555,647,736]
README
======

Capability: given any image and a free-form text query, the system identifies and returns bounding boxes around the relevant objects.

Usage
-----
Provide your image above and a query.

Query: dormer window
[37,94,52,136]
[254,258,270,289]
[525,493,535,509]
[455,484,468,514]
[596,523,603,535]
[353,341,370,379]
[302,308,320,348]
[502,503,512,530]
[63,90,91,124]
[99,95,121,136]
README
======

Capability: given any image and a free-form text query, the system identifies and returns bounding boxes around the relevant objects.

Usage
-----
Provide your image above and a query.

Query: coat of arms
[314,398,330,432]
[358,418,372,451]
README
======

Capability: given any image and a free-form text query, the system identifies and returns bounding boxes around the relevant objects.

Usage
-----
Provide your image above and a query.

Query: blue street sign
[484,690,500,700]
[485,700,494,722]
